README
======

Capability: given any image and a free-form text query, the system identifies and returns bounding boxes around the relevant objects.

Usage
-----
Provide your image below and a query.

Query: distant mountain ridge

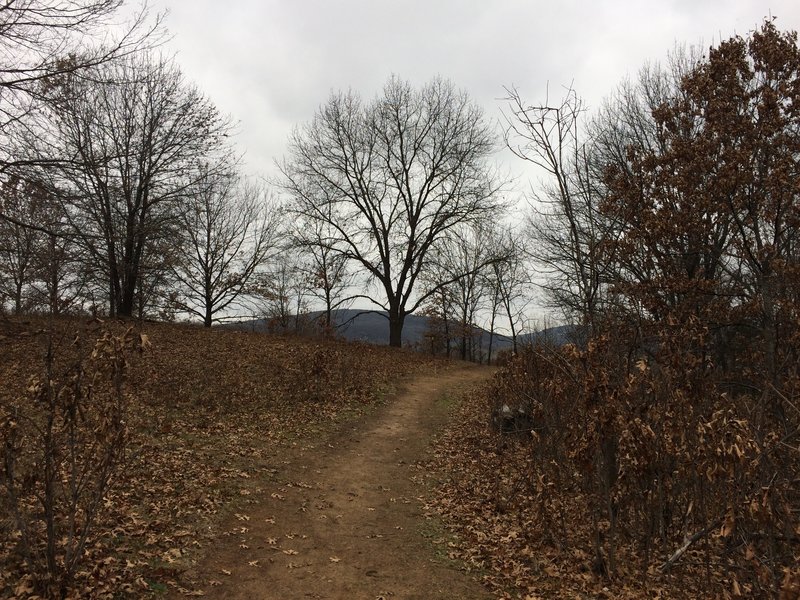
[228,309,575,351]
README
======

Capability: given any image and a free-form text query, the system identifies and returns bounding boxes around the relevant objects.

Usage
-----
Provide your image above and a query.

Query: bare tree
[254,251,309,334]
[33,53,233,317]
[0,0,160,172]
[0,176,39,311]
[503,86,617,331]
[424,224,493,360]
[32,226,88,315]
[292,212,354,336]
[171,170,281,327]
[280,76,503,347]
[421,283,455,356]
[0,2,162,313]
[484,227,530,356]
[0,176,85,315]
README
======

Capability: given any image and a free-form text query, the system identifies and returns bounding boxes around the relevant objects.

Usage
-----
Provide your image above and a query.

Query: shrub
[482,318,800,595]
[0,323,145,598]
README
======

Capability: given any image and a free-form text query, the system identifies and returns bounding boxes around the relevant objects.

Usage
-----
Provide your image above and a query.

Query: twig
[659,517,723,572]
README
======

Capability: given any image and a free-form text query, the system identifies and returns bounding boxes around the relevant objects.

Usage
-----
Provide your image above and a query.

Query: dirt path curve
[184,363,494,600]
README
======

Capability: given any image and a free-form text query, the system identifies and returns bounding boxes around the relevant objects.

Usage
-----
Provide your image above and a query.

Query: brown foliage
[432,330,799,597]
[1,323,141,598]
[431,21,800,599]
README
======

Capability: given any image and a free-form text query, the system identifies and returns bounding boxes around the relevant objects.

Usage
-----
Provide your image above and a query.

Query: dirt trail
[180,364,493,600]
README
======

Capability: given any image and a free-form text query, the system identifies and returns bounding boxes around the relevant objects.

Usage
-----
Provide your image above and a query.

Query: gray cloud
[152,0,800,180]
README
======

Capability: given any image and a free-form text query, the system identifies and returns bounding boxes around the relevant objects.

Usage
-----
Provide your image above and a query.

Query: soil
[174,363,495,600]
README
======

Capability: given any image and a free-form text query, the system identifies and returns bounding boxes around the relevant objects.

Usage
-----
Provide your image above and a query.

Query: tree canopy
[280,76,503,346]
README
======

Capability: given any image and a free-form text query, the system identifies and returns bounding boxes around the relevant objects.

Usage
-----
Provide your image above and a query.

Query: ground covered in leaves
[180,364,494,600]
[0,317,443,598]
[427,380,764,600]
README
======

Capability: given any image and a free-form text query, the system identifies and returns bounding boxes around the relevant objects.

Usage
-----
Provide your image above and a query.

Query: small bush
[0,323,145,598]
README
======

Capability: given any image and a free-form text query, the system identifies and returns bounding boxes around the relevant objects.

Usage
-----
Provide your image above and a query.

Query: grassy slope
[0,317,443,598]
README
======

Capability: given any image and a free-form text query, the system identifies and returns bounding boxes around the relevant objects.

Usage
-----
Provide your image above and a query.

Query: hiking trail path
[178,363,495,600]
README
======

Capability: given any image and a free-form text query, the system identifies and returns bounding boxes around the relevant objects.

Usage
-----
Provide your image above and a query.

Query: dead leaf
[733,578,742,596]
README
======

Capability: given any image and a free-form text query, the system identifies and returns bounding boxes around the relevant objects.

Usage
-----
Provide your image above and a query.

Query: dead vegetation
[429,332,800,599]
[424,22,800,600]
[0,316,440,598]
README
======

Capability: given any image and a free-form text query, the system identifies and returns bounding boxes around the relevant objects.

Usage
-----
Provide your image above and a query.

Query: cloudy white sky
[146,0,800,187]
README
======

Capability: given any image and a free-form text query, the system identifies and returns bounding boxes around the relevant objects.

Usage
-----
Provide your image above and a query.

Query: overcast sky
[147,0,800,186]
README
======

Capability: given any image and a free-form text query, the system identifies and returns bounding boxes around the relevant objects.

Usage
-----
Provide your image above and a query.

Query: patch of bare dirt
[175,364,494,600]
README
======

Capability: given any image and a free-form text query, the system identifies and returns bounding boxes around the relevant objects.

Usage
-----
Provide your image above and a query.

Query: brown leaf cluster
[430,321,800,598]
[426,22,799,599]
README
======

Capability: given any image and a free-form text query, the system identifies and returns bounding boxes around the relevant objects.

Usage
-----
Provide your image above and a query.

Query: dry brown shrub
[1,323,145,598]
[433,316,800,597]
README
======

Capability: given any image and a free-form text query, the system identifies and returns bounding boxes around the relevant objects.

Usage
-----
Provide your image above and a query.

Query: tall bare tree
[280,76,503,347]
[292,215,354,335]
[503,86,617,331]
[424,224,493,360]
[171,170,281,327]
[484,227,530,355]
[34,53,233,317]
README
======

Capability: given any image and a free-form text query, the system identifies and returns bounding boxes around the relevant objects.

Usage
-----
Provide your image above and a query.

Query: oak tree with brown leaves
[439,20,800,599]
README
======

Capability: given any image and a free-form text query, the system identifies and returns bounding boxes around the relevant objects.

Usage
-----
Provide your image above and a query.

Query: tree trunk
[13,279,23,314]
[108,276,117,318]
[444,314,451,358]
[47,235,59,316]
[761,271,777,384]
[460,307,469,360]
[324,287,333,332]
[119,256,141,317]
[388,308,404,348]
[488,306,497,365]
[119,286,135,318]
[504,300,518,353]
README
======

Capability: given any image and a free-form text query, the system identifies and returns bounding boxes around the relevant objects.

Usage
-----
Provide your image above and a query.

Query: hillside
[0,317,447,598]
